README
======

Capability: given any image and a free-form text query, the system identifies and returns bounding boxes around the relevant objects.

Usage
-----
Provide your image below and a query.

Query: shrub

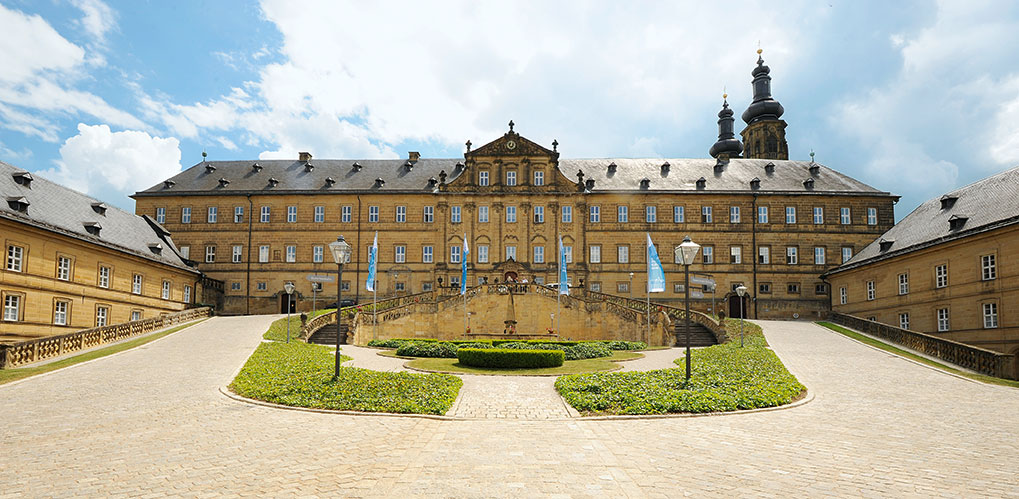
[498,341,612,361]
[457,348,564,368]
[396,342,459,358]
[602,340,647,351]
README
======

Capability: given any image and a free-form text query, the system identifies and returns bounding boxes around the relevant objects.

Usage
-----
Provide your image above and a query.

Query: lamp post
[328,235,352,380]
[674,236,701,382]
[736,284,747,348]
[283,281,295,343]
[628,272,634,299]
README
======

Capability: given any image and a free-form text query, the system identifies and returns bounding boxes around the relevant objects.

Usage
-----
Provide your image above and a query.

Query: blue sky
[2,0,1018,218]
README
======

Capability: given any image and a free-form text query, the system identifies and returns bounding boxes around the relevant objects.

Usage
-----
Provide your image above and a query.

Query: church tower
[708,94,743,160]
[740,49,788,160]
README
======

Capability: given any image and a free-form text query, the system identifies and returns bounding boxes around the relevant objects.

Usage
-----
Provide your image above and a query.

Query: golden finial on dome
[757,48,763,55]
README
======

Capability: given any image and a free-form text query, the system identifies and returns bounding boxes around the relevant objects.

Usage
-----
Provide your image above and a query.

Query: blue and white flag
[460,234,469,295]
[558,236,569,296]
[647,233,665,293]
[366,232,378,292]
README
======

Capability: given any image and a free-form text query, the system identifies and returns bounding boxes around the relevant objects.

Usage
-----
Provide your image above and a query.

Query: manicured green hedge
[230,341,461,414]
[457,348,565,368]
[394,341,494,358]
[369,338,645,357]
[497,341,612,360]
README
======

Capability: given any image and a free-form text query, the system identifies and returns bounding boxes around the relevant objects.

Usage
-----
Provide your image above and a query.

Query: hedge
[457,348,565,368]
[395,341,493,358]
[368,338,647,354]
[497,341,612,361]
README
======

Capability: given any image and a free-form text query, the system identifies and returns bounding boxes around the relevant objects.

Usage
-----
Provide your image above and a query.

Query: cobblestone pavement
[2,317,1018,497]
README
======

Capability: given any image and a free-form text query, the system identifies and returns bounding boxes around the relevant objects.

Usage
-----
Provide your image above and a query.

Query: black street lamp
[736,284,748,348]
[283,281,295,343]
[674,236,701,382]
[328,235,352,380]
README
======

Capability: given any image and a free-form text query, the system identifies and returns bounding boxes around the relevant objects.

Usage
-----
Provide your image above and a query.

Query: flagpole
[556,233,561,336]
[647,238,651,341]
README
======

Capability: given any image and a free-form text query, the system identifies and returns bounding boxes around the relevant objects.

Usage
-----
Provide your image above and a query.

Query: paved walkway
[2,317,1018,496]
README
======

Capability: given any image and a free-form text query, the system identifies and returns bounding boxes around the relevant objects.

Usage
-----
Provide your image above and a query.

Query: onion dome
[741,49,785,125]
[709,95,744,159]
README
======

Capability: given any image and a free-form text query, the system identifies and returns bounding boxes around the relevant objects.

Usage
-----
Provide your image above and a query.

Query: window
[162,280,171,299]
[534,170,544,186]
[840,207,851,225]
[898,273,909,295]
[867,207,878,225]
[899,313,910,330]
[814,247,826,265]
[478,206,489,223]
[617,282,630,293]
[314,206,325,223]
[563,245,573,263]
[3,295,21,321]
[646,206,656,223]
[701,206,713,223]
[937,308,950,332]
[234,206,244,223]
[395,282,406,292]
[533,246,544,263]
[96,306,109,327]
[207,206,217,223]
[759,283,771,294]
[313,245,324,263]
[505,246,517,260]
[6,245,23,271]
[369,206,379,223]
[181,207,191,224]
[839,287,847,305]
[180,246,190,259]
[589,205,600,223]
[983,303,999,328]
[842,247,853,263]
[451,206,461,223]
[256,282,267,291]
[156,207,165,224]
[131,310,142,322]
[287,206,297,223]
[617,205,628,223]
[866,281,875,301]
[342,206,352,223]
[935,264,948,288]
[259,245,269,263]
[617,245,629,263]
[286,245,296,263]
[232,245,243,263]
[758,246,770,264]
[758,206,768,224]
[506,206,517,223]
[674,283,686,293]
[815,283,827,295]
[730,246,742,264]
[53,300,68,325]
[340,281,351,291]
[590,282,601,292]
[423,246,433,263]
[506,171,517,186]
[562,206,572,223]
[98,266,110,288]
[534,206,544,223]
[230,282,241,291]
[477,245,489,263]
[57,256,71,281]
[422,282,433,292]
[450,245,461,264]
[589,245,601,263]
[395,245,406,263]
[260,206,270,223]
[674,206,685,223]
[702,246,714,264]
[132,274,142,294]
[787,283,800,294]
[730,206,740,223]
[786,247,798,265]
[423,206,434,223]
[184,284,192,303]
[813,207,824,225]
[981,254,996,280]
[785,206,796,224]
[479,171,489,186]
[205,245,216,263]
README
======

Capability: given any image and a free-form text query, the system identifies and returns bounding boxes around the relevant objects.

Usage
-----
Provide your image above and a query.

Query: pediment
[468,129,557,160]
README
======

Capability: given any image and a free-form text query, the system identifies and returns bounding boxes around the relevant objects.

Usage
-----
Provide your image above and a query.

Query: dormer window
[714,158,725,172]
[607,162,617,173]
[404,161,414,171]
[750,177,761,190]
[91,202,107,215]
[251,162,263,172]
[661,161,670,174]
[148,242,163,254]
[803,178,815,189]
[163,180,175,189]
[6,196,29,212]
[585,178,595,190]
[375,177,385,187]
[809,163,820,175]
[455,161,464,171]
[325,177,336,186]
[764,162,775,173]
[696,177,706,190]
[352,162,362,172]
[218,178,230,188]
[639,178,650,190]
[267,177,279,187]
[940,195,958,209]
[83,222,102,236]
[949,214,968,230]
[305,163,315,172]
[878,238,895,252]
[12,171,33,187]
[428,177,438,187]
[204,164,216,174]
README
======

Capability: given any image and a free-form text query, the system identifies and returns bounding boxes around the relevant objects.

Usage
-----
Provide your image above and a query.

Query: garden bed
[403,350,643,376]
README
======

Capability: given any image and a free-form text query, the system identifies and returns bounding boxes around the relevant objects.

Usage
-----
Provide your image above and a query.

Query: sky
[2,0,1018,219]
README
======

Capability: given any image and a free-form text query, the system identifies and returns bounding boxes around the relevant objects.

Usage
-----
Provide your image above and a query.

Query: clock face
[506,140,516,150]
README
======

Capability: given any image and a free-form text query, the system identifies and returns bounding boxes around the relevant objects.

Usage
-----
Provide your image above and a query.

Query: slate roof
[826,165,1019,275]
[0,161,197,273]
[134,157,889,196]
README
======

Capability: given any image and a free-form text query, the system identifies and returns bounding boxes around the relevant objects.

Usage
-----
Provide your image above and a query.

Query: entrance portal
[280,293,296,313]
[728,294,749,319]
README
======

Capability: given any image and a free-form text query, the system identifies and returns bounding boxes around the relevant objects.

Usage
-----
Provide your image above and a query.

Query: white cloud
[38,124,181,205]
[71,0,117,44]
[0,4,84,83]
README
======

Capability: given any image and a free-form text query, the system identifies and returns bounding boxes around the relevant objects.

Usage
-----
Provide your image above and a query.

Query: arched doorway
[280,293,296,314]
[727,293,749,319]
[503,271,518,282]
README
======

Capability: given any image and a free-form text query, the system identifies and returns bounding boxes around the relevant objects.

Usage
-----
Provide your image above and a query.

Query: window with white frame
[674,206,685,223]
[589,245,601,263]
[590,282,601,292]
[451,206,461,223]
[935,264,948,288]
[6,245,23,272]
[701,206,712,223]
[423,245,433,263]
[156,207,165,224]
[839,287,847,305]
[260,206,270,223]
[842,247,853,263]
[937,308,950,332]
[422,282,433,292]
[180,246,190,259]
[369,206,379,223]
[479,206,489,223]
[314,206,325,223]
[534,206,544,223]
[132,310,142,321]
[230,282,241,291]
[898,273,909,295]
[533,246,544,263]
[259,245,269,263]
[617,205,628,223]
[563,245,573,263]
[814,247,826,265]
[758,246,770,264]
[477,245,488,263]
[758,206,768,224]
[205,246,216,263]
[730,246,742,264]
[866,281,875,300]
[342,206,352,223]
[589,205,600,222]
[983,303,998,328]
[162,280,171,299]
[313,245,324,263]
[785,206,796,224]
[257,282,267,291]
[867,207,877,225]
[450,245,461,264]
[813,207,824,225]
[981,254,996,280]
[617,245,629,263]
[702,246,714,264]
[232,245,243,263]
[184,285,192,303]
[840,207,851,225]
[479,170,489,186]
[57,256,71,281]
[3,295,21,321]
[506,170,517,186]
[899,313,909,330]
[423,206,433,223]
[730,206,741,223]
[617,282,630,293]
[562,206,572,223]
[506,206,517,223]
[533,170,544,186]
[286,245,296,263]
[646,206,656,223]
[234,206,243,223]
[394,245,406,263]
[786,246,798,265]
[96,306,108,327]
[287,206,297,223]
[54,300,68,325]
[98,266,110,288]
[132,274,142,294]
[207,206,217,223]
[505,246,516,260]
[181,207,191,223]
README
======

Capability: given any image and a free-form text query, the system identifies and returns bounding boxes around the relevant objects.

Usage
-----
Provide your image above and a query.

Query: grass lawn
[263,309,334,341]
[816,322,1019,389]
[0,319,209,386]
[401,350,643,375]
[555,320,806,415]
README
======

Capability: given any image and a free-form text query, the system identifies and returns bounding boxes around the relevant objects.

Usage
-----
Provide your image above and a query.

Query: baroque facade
[0,162,200,342]
[132,53,897,319]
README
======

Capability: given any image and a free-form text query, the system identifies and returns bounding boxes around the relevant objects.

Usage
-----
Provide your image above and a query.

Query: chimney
[299,152,313,162]
[408,151,420,162]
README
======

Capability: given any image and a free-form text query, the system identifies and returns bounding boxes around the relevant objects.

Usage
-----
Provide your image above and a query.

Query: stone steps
[674,322,718,347]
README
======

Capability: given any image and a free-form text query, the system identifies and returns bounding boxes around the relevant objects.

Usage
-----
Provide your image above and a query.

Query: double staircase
[674,322,718,347]
[307,324,348,346]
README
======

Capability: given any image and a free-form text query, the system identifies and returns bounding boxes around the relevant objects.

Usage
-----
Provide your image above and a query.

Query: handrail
[0,307,212,369]
[299,290,435,340]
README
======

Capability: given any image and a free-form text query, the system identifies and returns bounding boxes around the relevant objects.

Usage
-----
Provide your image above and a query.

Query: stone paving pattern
[2,316,1018,497]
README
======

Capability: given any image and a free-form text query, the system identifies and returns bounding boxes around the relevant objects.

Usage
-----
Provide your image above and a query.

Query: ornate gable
[467,121,558,159]
[444,121,576,193]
